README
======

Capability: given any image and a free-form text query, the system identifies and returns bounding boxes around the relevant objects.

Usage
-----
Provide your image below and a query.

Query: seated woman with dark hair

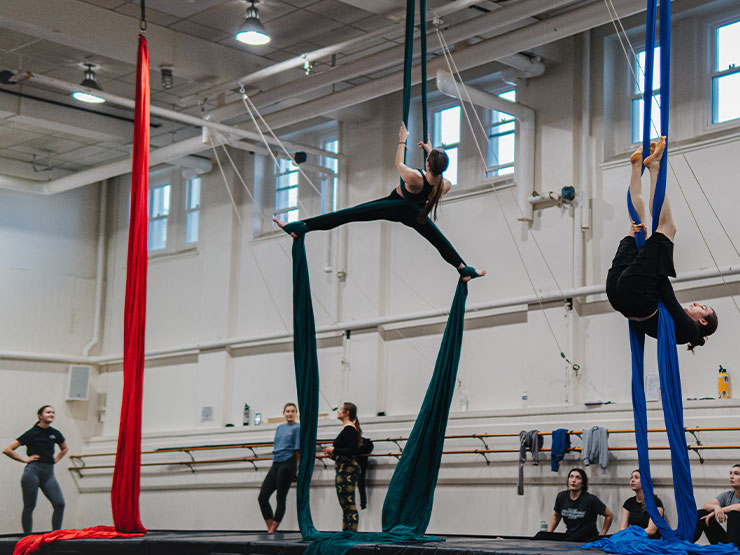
[694,464,740,546]
[534,468,613,542]
[606,137,718,352]
[619,469,664,538]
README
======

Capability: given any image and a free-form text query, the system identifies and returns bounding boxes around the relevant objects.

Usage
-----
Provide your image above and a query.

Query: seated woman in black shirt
[322,402,362,531]
[534,468,613,542]
[619,469,664,538]
[606,137,718,351]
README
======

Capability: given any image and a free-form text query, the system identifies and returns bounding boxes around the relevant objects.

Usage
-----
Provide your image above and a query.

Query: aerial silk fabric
[584,526,738,555]
[588,2,736,553]
[291,237,468,555]
[12,526,145,555]
[111,32,150,534]
[11,33,152,555]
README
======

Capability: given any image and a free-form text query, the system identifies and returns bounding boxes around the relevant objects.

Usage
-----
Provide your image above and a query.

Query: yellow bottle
[718,366,731,399]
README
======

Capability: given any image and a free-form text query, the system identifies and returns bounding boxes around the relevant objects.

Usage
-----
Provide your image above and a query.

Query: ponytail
[418,149,449,223]
[687,309,718,353]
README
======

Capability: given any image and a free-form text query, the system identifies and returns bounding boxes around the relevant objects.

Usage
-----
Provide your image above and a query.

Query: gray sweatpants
[21,462,65,533]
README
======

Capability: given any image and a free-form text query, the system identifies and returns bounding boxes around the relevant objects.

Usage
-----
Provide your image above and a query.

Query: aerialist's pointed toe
[457,265,484,281]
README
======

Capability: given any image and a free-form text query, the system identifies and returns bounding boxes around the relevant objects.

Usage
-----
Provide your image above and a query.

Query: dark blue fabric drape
[587,2,736,552]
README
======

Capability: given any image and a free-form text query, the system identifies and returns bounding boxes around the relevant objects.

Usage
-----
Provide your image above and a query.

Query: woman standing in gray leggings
[3,405,68,533]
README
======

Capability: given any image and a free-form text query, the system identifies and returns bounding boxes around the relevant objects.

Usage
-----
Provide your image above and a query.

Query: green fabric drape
[291,237,470,554]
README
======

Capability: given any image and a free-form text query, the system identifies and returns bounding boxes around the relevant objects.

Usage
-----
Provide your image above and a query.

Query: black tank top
[400,169,436,206]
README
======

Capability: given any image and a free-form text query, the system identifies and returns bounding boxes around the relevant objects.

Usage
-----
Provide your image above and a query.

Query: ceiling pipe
[177,0,498,107]
[21,72,336,160]
[251,0,651,132]
[209,0,577,122]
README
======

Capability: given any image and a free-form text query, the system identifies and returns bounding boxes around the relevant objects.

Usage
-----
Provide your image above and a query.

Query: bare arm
[396,123,423,190]
[547,511,562,532]
[55,442,68,464]
[3,440,37,464]
[644,506,664,537]
[618,508,630,531]
[601,507,614,535]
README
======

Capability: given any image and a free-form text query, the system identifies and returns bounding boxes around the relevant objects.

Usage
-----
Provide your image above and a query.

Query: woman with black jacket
[322,402,362,531]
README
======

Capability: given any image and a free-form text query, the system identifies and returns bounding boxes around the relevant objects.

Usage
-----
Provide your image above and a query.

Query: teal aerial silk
[292,237,469,554]
[586,1,737,553]
[288,1,478,552]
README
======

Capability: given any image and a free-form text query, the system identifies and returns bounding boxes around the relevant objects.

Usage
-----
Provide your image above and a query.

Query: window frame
[430,101,461,187]
[629,45,663,145]
[485,88,517,180]
[273,157,300,224]
[319,135,339,214]
[145,169,200,257]
[708,15,740,128]
[184,175,201,246]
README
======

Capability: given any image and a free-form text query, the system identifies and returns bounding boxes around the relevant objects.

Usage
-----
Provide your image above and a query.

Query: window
[487,89,516,177]
[148,184,170,252]
[321,138,339,213]
[631,46,661,143]
[432,105,460,185]
[712,19,740,124]
[274,158,299,223]
[185,176,201,244]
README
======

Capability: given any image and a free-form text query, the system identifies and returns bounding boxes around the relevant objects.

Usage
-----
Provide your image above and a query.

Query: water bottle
[718,366,731,399]
[243,403,250,426]
[540,520,548,531]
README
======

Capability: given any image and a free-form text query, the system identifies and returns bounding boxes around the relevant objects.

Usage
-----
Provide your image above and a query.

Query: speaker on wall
[66,365,91,401]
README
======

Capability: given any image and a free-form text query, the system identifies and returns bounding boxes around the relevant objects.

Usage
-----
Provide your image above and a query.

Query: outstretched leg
[273,197,409,238]
[628,147,647,227]
[645,137,675,241]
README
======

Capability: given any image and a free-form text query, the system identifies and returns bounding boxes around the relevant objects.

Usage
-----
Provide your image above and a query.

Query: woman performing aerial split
[274,123,485,282]
[606,137,718,350]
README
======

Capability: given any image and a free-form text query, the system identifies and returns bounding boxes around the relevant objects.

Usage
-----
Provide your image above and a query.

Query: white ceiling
[0,0,628,183]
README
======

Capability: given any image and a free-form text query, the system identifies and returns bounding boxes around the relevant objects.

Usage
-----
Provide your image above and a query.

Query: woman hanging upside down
[606,137,718,350]
[274,122,485,282]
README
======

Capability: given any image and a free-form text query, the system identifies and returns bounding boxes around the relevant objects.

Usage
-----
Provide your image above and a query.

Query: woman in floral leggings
[322,402,362,530]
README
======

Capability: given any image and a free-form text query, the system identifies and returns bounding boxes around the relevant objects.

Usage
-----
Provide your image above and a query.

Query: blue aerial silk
[292,236,469,555]
[586,1,737,553]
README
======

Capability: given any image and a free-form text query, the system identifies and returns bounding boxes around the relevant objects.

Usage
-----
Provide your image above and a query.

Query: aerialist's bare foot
[464,269,486,283]
[630,147,643,166]
[644,136,666,171]
[273,216,298,238]
[458,264,486,282]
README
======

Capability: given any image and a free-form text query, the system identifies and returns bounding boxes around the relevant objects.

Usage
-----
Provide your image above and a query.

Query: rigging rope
[433,25,579,372]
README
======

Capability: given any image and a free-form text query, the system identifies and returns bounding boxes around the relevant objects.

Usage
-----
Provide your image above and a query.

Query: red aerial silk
[12,526,145,555]
[111,32,150,534]
[11,33,150,555]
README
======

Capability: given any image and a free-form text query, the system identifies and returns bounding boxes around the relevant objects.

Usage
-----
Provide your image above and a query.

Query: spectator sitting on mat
[533,468,613,543]
[618,469,664,538]
[694,464,740,546]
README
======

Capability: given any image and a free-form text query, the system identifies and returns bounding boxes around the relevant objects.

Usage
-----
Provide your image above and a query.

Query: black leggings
[533,528,601,543]
[258,458,297,523]
[21,462,65,533]
[694,509,740,545]
[300,192,464,269]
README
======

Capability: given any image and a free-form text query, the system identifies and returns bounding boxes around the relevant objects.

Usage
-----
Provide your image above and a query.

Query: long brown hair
[418,149,449,223]
[342,402,363,444]
[687,309,718,352]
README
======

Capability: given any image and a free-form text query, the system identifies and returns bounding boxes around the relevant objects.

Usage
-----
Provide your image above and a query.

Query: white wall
[2,0,740,538]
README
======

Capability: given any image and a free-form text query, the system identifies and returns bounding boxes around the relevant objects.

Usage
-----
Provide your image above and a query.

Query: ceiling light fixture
[72,64,105,104]
[235,1,271,46]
